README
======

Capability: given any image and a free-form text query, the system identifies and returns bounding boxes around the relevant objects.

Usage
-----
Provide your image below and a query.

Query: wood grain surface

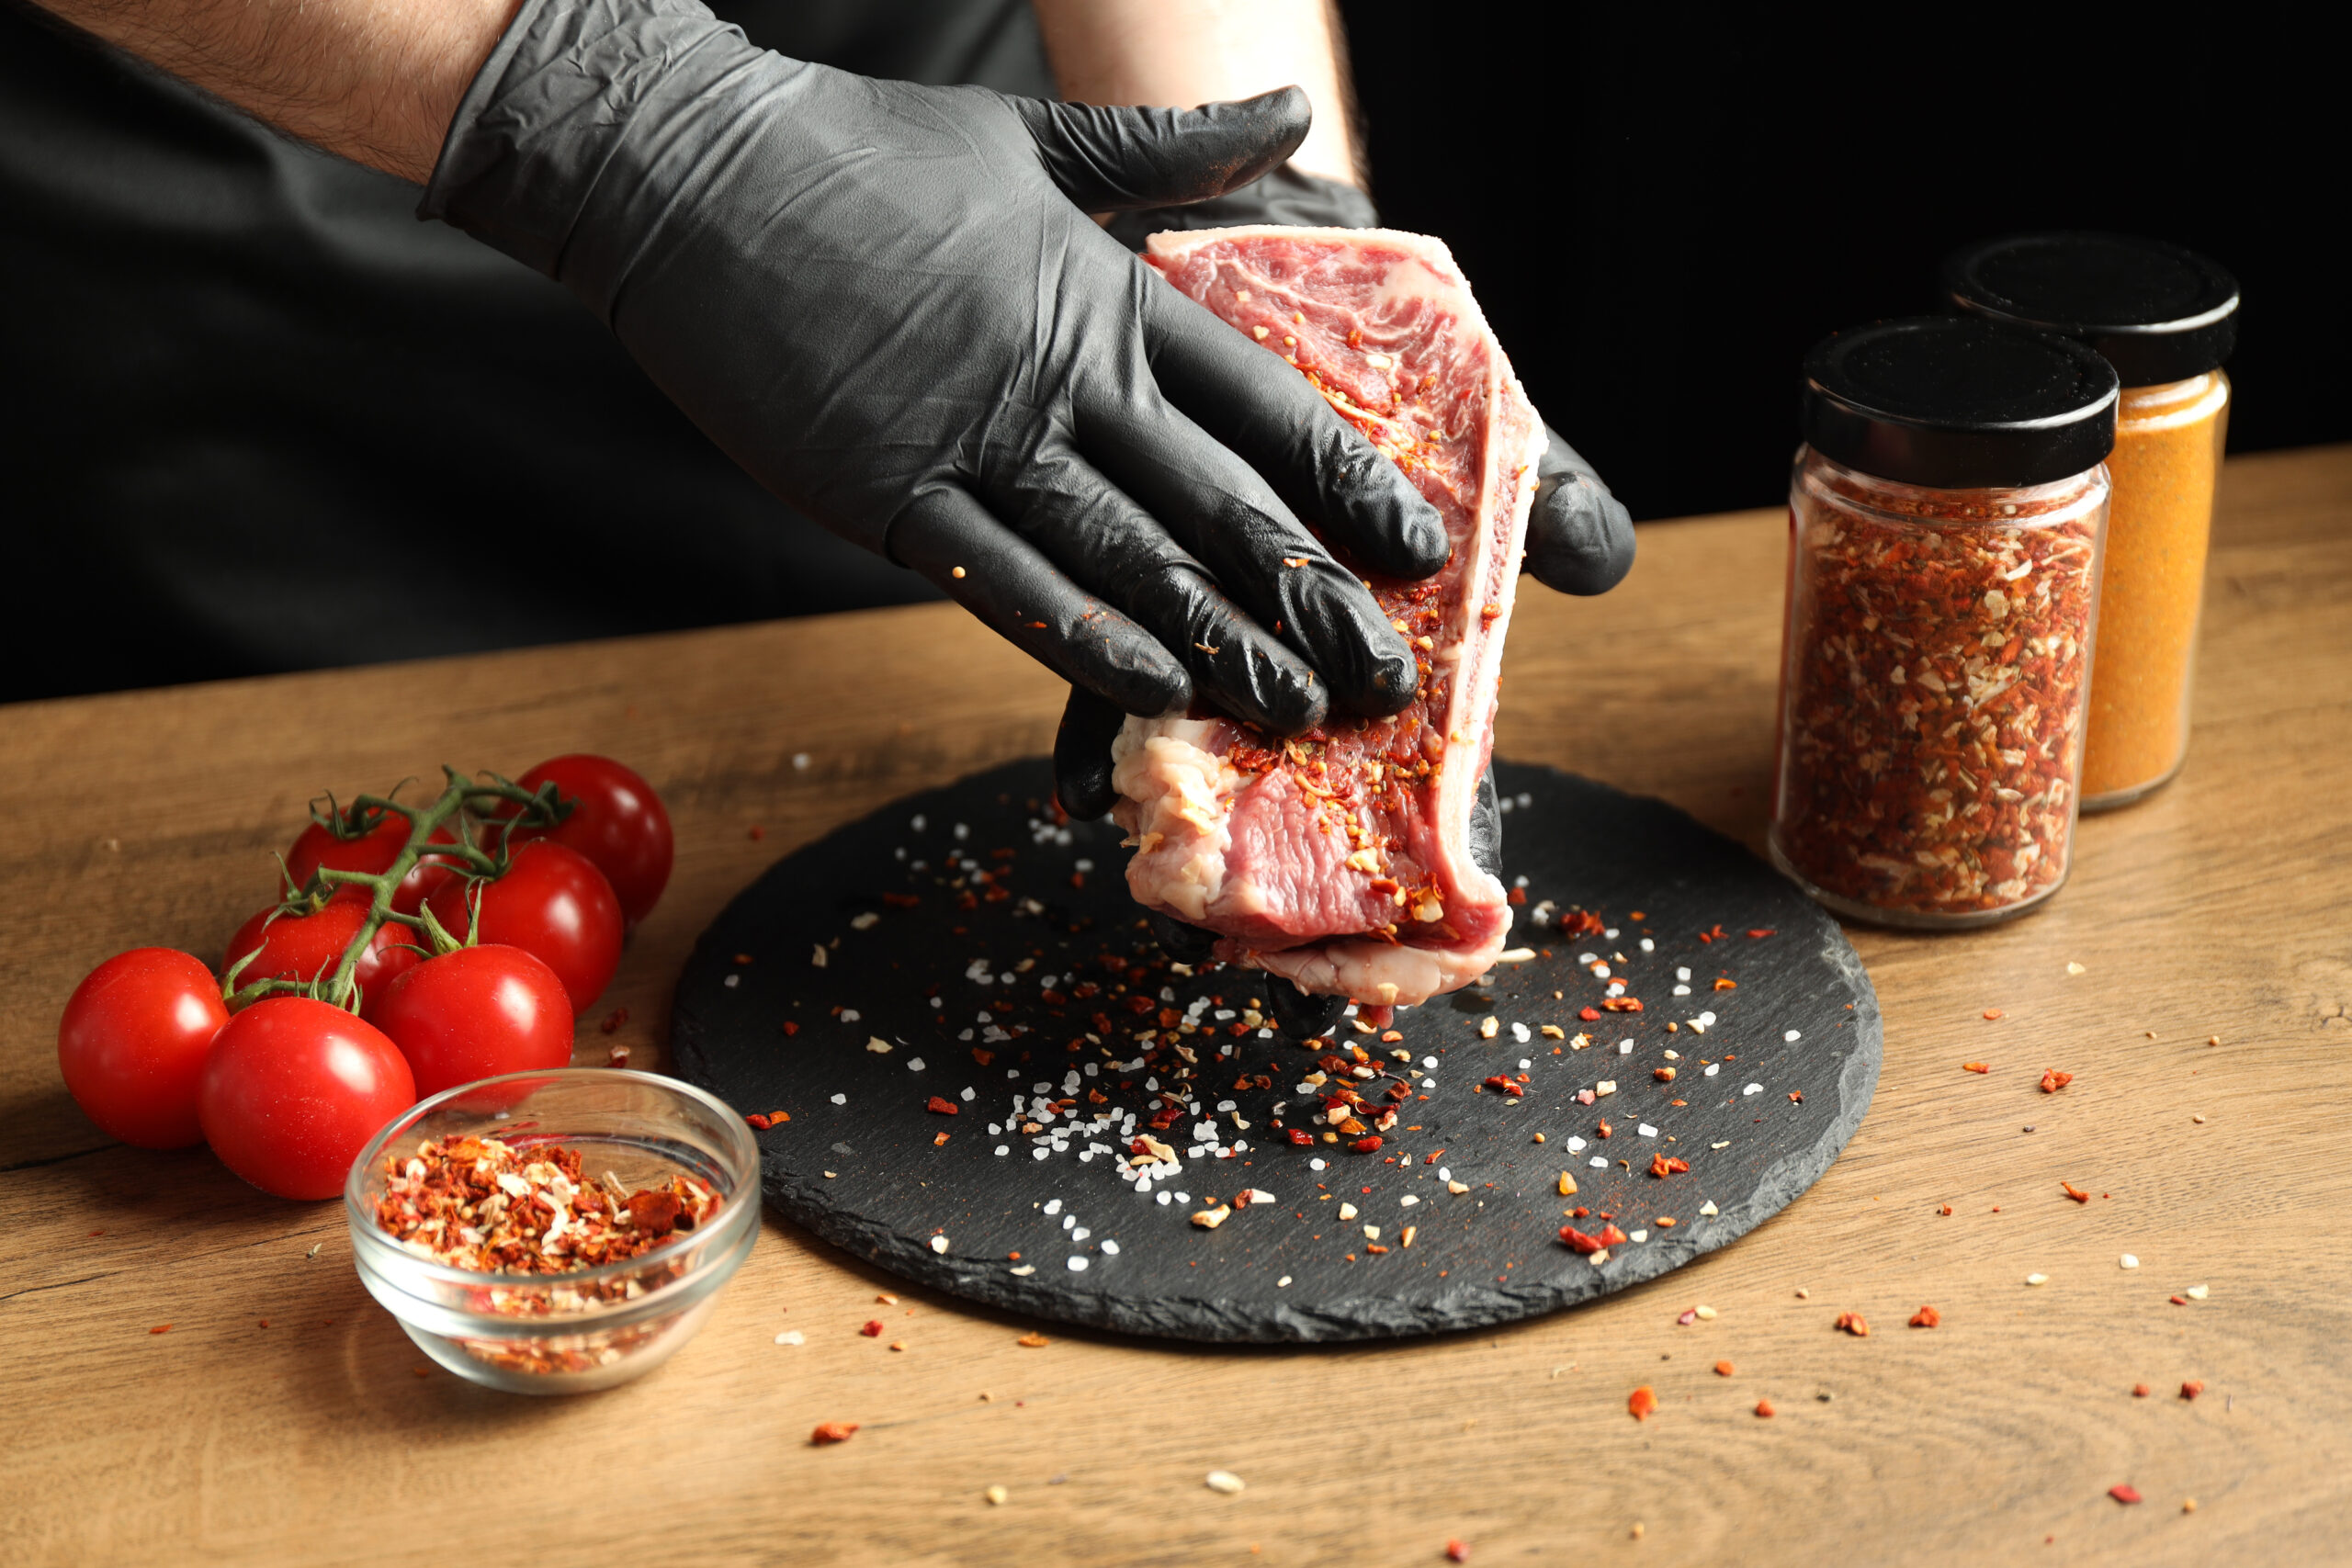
[3,446,2346,1567]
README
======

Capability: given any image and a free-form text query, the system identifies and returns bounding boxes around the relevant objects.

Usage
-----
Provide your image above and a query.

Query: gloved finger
[1053,686,1127,821]
[1141,283,1448,581]
[1470,764,1504,886]
[1143,908,1221,966]
[1523,423,1635,596]
[888,485,1191,716]
[1265,976,1347,1040]
[1079,393,1419,720]
[986,443,1329,736]
[1011,87,1310,213]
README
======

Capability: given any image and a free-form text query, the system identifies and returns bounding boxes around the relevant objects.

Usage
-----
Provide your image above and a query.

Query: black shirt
[0,0,1054,702]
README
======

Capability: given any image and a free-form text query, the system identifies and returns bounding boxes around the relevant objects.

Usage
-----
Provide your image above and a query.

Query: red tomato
[426,841,623,1013]
[285,817,464,915]
[223,899,371,1001]
[509,755,673,926]
[198,997,416,1199]
[353,922,425,1017]
[57,948,230,1148]
[372,945,575,1099]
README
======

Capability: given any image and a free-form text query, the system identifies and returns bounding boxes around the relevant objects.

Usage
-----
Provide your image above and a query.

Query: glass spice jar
[1771,317,2118,928]
[1944,232,2238,809]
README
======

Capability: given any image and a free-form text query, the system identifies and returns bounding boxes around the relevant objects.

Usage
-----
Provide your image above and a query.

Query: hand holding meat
[422,0,1443,734]
[1106,165,1636,600]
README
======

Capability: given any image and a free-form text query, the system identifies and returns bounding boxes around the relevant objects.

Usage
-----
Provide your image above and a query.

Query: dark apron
[0,0,1054,702]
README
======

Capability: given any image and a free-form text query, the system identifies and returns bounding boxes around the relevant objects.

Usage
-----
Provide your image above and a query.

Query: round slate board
[669,759,1879,1343]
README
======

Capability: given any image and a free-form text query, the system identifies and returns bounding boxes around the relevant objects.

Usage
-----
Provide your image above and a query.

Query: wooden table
[5,447,2347,1566]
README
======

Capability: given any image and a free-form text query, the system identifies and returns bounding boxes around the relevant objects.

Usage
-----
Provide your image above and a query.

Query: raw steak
[1111,227,1544,1008]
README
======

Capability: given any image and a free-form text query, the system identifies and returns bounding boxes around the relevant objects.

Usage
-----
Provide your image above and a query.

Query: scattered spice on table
[1444,1540,1472,1563]
[1627,1385,1658,1421]
[2109,1484,2143,1506]
[1835,1312,1871,1337]
[1962,1061,1991,1074]
[2039,1069,2074,1093]
[810,1422,858,1445]
[1908,1305,1940,1328]
[2180,1380,2205,1401]
[1755,1399,1776,1418]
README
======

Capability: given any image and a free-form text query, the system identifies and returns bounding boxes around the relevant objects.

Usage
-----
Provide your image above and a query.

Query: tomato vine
[224,768,571,1013]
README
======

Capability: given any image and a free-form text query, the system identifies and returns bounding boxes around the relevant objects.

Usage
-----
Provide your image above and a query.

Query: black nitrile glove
[422,0,1446,736]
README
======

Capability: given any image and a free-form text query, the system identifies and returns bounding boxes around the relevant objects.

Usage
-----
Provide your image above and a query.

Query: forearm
[1032,0,1362,187]
[29,0,519,183]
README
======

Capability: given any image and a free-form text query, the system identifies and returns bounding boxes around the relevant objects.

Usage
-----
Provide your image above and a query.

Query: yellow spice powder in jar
[2081,372,2230,801]
[1944,232,2239,807]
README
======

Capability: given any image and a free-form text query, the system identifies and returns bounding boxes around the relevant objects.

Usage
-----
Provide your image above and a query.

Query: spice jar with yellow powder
[1944,233,2238,807]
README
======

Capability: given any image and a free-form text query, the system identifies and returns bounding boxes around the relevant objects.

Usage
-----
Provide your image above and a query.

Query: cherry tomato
[508,755,673,926]
[353,922,426,1018]
[57,948,230,1148]
[223,899,371,1000]
[372,945,574,1099]
[198,997,416,1199]
[285,817,465,915]
[426,841,623,1013]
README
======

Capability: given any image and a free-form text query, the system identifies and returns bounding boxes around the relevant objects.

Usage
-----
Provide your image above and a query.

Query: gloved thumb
[1013,87,1311,213]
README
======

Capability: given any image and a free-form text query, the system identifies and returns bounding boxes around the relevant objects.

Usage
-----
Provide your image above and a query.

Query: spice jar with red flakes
[1770,317,2118,928]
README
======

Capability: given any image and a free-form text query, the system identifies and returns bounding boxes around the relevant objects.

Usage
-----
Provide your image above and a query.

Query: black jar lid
[1942,231,2239,386]
[1802,317,2118,490]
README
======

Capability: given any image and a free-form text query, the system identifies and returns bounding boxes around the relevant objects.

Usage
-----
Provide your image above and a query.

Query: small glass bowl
[345,1068,759,1395]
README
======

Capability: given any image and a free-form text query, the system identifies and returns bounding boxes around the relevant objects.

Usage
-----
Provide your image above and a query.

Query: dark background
[1342,1,2346,521]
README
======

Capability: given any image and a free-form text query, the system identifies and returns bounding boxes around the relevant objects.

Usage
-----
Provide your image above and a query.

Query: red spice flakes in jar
[1770,318,2117,928]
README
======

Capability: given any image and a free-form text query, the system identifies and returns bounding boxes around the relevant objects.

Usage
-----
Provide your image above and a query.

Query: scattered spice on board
[1771,464,2102,919]
[1627,1385,1658,1421]
[2040,1069,2074,1093]
[1962,1062,1990,1074]
[1909,1305,1941,1328]
[810,1422,858,1446]
[2180,1380,2205,1401]
[2109,1484,2143,1506]
[2062,1182,2090,1203]
[1016,1332,1049,1348]
[1445,1540,1472,1563]
[1835,1312,1871,1337]
[1754,1399,1776,1418]
[1713,1359,1736,1377]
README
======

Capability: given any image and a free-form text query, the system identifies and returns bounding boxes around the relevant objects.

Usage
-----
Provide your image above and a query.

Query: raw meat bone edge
[1111,225,1544,1009]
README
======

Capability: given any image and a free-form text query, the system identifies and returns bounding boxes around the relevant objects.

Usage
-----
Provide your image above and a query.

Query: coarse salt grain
[1784,1030,1801,1043]
[831,1093,847,1105]
[2120,1255,2140,1269]
[1205,1471,1245,1495]
[2025,1272,2049,1286]
[930,1235,950,1254]
[775,1330,805,1346]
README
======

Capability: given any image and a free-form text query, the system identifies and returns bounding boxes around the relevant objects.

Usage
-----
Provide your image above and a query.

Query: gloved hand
[421,0,1447,738]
